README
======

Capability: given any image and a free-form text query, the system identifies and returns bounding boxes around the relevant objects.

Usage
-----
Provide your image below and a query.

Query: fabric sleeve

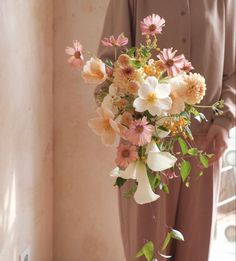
[213,0,236,131]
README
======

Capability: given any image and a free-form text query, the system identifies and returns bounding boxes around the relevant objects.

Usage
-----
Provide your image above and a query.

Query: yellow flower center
[147,93,158,104]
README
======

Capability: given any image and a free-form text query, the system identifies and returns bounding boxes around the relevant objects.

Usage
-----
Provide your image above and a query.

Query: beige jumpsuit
[98,1,236,260]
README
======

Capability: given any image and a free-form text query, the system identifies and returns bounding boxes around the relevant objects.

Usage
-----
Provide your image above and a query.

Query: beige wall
[0,0,53,261]
[54,0,125,260]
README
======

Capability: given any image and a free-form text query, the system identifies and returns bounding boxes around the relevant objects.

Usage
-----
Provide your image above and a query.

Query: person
[98,1,236,260]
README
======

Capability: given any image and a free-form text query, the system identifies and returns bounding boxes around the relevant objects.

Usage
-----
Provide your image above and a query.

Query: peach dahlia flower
[182,73,206,105]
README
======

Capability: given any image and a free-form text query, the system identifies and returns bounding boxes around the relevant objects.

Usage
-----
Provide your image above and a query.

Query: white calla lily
[134,161,160,204]
[109,162,137,179]
[147,141,177,171]
[121,162,137,179]
[110,167,121,177]
[110,160,159,204]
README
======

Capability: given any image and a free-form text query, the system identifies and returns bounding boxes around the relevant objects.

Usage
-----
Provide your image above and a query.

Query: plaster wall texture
[0,0,53,260]
[53,0,125,260]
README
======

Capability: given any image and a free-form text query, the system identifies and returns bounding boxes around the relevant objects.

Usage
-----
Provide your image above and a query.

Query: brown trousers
[118,135,220,261]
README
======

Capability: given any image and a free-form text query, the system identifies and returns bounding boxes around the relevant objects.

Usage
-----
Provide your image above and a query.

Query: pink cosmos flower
[182,58,194,72]
[140,14,165,36]
[115,143,138,169]
[157,48,185,77]
[101,33,128,47]
[125,117,154,146]
[65,40,84,69]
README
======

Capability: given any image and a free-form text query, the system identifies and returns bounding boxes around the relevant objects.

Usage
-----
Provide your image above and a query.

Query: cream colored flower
[81,57,107,84]
[88,107,119,146]
[182,73,206,105]
[133,76,172,116]
[101,84,118,114]
[169,75,186,114]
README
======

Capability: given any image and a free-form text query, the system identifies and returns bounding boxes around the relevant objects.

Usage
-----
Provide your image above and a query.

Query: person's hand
[203,124,229,166]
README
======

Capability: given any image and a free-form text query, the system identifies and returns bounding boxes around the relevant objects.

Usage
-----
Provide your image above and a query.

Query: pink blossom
[157,48,185,77]
[182,58,194,72]
[164,169,178,179]
[65,40,84,69]
[140,14,165,36]
[101,33,128,47]
[125,117,154,146]
[115,143,138,169]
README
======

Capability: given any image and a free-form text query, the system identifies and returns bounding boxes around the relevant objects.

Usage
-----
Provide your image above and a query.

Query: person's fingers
[208,139,228,166]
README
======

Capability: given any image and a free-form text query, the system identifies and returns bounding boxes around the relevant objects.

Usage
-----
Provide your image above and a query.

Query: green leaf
[135,241,154,261]
[104,59,113,67]
[178,137,188,155]
[180,111,190,120]
[140,46,150,57]
[114,177,127,188]
[170,229,184,241]
[157,125,169,132]
[187,148,198,156]
[200,154,209,168]
[161,229,184,253]
[126,47,136,57]
[123,183,137,198]
[130,59,142,69]
[189,106,200,116]
[148,173,160,191]
[161,232,172,251]
[162,183,170,194]
[180,160,191,182]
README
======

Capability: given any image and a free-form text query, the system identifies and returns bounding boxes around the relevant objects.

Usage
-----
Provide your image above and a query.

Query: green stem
[192,105,212,109]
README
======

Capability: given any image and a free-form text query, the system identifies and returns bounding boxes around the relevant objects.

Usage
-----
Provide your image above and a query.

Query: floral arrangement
[65,13,223,261]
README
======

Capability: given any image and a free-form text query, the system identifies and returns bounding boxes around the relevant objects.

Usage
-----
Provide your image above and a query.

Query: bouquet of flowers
[65,13,223,261]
